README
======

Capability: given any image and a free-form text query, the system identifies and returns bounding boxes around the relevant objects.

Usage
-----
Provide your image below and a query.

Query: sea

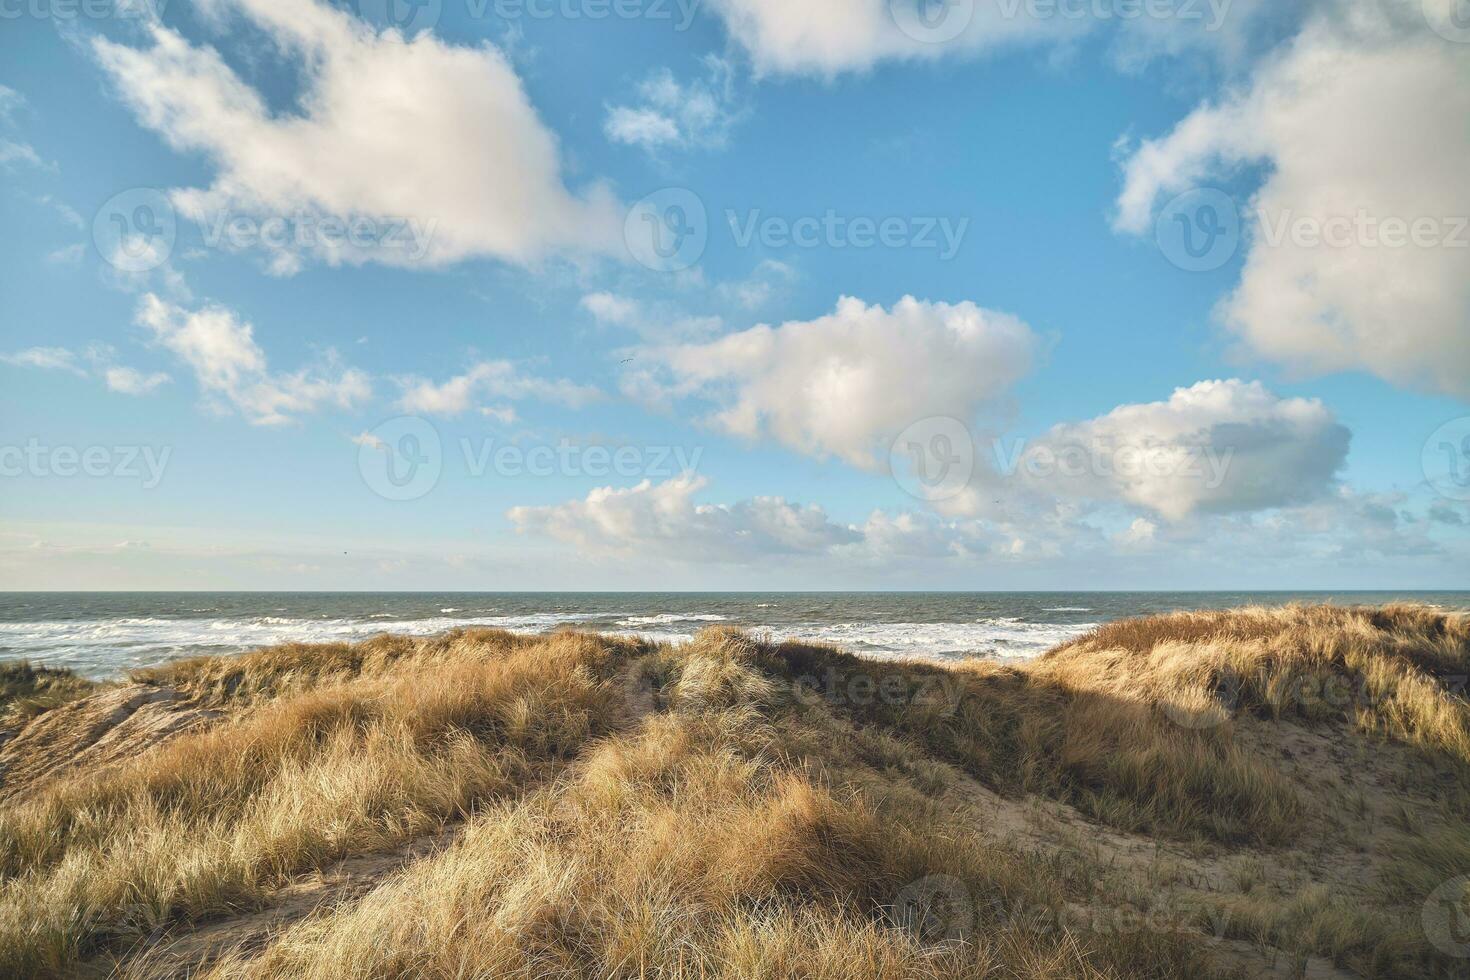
[2,592,1467,679]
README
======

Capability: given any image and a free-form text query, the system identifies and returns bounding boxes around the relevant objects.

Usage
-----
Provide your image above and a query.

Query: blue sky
[1,0,1468,590]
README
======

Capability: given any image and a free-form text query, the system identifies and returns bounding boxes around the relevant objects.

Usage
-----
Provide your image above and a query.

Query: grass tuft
[0,661,99,730]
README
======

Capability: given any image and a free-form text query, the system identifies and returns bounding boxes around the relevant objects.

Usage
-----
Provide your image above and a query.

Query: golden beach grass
[0,605,1464,978]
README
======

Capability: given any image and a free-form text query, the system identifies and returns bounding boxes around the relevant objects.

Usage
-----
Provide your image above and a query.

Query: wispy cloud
[135,293,370,424]
[605,58,743,153]
[0,347,87,375]
[1,344,172,397]
[396,361,598,417]
[104,366,172,395]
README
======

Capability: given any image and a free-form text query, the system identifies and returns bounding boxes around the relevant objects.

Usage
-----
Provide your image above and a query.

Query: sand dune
[0,605,1466,979]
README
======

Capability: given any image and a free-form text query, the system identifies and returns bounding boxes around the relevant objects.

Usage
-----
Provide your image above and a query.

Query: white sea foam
[615,613,730,627]
[0,612,1095,678]
[597,619,1094,663]
[0,612,601,677]
[774,620,1093,661]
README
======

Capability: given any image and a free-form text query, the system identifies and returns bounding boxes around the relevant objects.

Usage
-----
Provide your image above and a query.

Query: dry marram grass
[0,604,1463,978]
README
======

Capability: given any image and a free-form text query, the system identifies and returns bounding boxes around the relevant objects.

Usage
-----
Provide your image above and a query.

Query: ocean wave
[0,611,1094,679]
[1043,607,1093,613]
[0,612,603,677]
[615,614,730,627]
[782,620,1095,661]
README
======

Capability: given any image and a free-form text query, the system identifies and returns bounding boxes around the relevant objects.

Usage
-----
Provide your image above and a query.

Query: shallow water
[2,591,1467,679]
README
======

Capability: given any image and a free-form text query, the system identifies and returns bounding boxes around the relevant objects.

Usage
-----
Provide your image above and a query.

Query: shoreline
[5,590,1469,681]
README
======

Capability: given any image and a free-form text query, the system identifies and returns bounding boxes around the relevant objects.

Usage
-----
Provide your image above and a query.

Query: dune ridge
[0,604,1466,978]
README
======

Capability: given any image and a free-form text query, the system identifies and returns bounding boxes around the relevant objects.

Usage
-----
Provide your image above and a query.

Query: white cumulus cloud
[706,0,1258,77]
[1114,4,1470,398]
[626,295,1037,469]
[705,0,1077,76]
[508,475,862,562]
[1006,379,1349,521]
[509,476,1069,566]
[92,0,623,271]
[580,292,642,327]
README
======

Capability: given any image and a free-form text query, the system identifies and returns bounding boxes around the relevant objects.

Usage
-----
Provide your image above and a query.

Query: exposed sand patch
[0,685,224,802]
